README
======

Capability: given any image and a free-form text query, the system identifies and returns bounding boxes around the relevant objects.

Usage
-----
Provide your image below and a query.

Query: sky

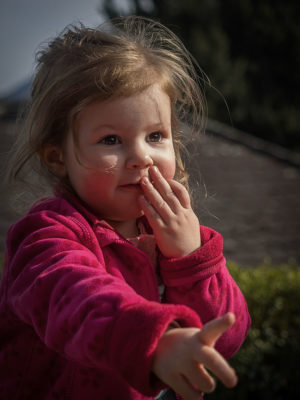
[0,0,107,97]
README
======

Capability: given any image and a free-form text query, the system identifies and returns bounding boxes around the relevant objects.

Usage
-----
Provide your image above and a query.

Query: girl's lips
[118,183,142,192]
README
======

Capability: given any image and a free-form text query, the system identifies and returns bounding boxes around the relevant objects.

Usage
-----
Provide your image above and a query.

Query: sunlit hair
[5,15,208,202]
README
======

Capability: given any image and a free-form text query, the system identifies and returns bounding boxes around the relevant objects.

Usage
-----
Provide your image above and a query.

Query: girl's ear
[40,145,67,178]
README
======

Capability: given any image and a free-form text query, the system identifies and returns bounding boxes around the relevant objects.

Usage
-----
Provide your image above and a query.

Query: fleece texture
[0,194,250,399]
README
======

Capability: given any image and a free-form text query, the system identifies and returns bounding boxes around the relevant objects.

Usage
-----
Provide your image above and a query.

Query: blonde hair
[6,15,207,202]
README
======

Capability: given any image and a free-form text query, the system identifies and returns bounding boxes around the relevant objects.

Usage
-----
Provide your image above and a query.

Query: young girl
[0,16,250,400]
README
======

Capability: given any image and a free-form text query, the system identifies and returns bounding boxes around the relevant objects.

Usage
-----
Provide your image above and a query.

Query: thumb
[198,312,236,347]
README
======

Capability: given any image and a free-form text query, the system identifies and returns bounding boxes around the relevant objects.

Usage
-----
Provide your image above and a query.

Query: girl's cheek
[161,165,176,181]
[156,150,176,180]
[104,161,118,174]
[94,155,119,173]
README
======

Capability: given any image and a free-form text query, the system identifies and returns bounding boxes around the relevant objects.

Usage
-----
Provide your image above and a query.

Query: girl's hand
[139,166,201,258]
[152,313,238,400]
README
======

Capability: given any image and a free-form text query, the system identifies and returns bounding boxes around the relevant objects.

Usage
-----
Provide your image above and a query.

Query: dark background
[100,0,300,152]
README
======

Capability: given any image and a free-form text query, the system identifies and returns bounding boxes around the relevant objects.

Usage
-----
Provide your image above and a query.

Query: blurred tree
[99,0,300,151]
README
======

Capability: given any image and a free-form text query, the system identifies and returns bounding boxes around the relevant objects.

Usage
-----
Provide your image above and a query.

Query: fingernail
[152,166,159,173]
[141,176,149,185]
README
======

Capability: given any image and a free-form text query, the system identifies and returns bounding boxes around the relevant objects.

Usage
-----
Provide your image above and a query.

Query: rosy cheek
[161,165,176,181]
[103,162,118,174]
[95,156,119,173]
[156,152,176,180]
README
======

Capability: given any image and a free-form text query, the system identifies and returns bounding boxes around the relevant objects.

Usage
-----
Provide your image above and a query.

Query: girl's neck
[106,218,139,239]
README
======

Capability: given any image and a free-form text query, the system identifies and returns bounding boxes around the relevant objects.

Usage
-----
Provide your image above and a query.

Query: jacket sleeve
[159,225,251,360]
[4,208,202,396]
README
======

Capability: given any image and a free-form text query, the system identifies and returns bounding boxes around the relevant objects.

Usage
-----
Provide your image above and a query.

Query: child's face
[62,84,176,225]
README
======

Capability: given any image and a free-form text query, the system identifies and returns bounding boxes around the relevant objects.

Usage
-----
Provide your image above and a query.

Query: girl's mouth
[119,183,142,192]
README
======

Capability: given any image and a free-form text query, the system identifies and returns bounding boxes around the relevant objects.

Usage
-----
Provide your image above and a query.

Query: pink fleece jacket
[0,194,250,400]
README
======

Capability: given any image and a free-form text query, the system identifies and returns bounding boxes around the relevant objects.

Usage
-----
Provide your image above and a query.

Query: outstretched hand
[139,166,201,258]
[152,313,238,400]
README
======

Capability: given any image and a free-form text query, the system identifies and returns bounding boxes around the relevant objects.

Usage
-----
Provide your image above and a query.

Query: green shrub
[210,260,300,400]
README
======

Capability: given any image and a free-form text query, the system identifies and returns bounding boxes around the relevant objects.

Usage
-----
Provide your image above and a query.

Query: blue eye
[100,135,120,145]
[147,131,162,143]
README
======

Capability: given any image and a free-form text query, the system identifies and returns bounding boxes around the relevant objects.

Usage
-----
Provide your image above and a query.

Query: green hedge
[210,260,300,400]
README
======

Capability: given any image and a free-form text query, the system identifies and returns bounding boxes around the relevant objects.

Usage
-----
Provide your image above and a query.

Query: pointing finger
[198,313,236,347]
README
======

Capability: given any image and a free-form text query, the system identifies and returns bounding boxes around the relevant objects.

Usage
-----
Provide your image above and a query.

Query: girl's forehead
[80,84,170,116]
[74,84,172,133]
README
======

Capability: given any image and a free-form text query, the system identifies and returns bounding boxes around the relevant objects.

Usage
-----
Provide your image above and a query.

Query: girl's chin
[104,209,145,237]
[104,208,144,225]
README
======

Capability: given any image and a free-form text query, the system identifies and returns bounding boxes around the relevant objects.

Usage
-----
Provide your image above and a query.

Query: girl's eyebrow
[142,122,172,131]
[148,122,167,129]
[91,124,117,133]
[92,122,170,133]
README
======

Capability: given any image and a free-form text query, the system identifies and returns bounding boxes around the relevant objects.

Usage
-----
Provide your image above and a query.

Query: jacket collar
[55,191,153,247]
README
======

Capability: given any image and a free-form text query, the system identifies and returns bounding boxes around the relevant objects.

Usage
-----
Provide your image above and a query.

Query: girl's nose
[126,147,154,170]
